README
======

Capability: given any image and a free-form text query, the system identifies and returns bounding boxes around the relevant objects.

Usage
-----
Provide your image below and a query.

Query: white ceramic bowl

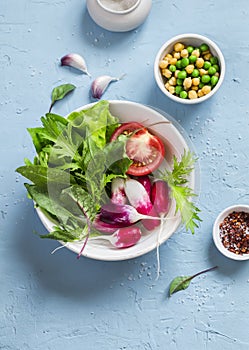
[36,100,198,261]
[213,205,249,261]
[154,33,225,104]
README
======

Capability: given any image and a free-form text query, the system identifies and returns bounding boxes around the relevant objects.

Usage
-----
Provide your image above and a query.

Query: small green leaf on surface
[49,83,76,112]
[169,276,192,296]
[169,266,218,296]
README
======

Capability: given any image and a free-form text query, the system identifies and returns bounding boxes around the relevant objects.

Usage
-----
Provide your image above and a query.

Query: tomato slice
[110,122,165,176]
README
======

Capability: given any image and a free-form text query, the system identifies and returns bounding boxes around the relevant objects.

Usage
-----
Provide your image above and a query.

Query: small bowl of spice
[154,33,225,104]
[213,205,249,260]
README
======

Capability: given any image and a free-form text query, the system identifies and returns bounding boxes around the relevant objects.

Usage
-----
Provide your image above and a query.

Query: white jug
[86,0,152,32]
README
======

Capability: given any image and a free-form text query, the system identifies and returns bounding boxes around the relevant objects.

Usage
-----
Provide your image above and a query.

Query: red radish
[133,175,152,197]
[111,177,127,205]
[100,203,161,226]
[141,207,160,231]
[151,180,170,216]
[124,178,160,231]
[93,214,127,234]
[90,226,142,249]
[124,178,152,215]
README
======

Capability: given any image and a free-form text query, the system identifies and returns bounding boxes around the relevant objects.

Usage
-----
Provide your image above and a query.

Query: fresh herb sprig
[158,150,201,234]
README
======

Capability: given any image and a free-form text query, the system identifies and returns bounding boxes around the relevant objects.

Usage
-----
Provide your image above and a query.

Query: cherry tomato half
[110,122,165,176]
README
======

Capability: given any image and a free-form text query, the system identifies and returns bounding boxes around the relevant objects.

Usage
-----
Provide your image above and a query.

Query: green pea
[180,90,188,99]
[213,64,220,72]
[181,57,189,68]
[203,61,211,70]
[200,43,209,52]
[201,75,211,83]
[199,82,204,89]
[191,69,200,78]
[208,66,217,75]
[175,85,183,95]
[169,64,176,72]
[189,55,197,64]
[178,70,187,79]
[176,60,182,69]
[211,75,219,86]
[176,78,183,85]
[210,56,218,65]
[187,46,194,54]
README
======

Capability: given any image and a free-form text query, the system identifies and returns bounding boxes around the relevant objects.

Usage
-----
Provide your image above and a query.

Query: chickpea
[185,64,195,74]
[166,53,173,59]
[181,49,189,58]
[198,89,204,97]
[159,60,169,69]
[188,90,198,99]
[168,86,175,94]
[192,77,200,86]
[169,57,177,65]
[191,86,198,91]
[192,49,200,58]
[183,77,192,90]
[165,82,170,90]
[173,51,181,59]
[204,52,212,60]
[196,57,204,68]
[174,42,185,52]
[202,85,212,95]
[162,69,172,78]
[174,70,180,78]
[199,68,208,76]
[168,76,177,86]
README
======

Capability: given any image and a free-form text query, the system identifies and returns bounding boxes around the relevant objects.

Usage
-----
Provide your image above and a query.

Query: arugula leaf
[25,184,83,226]
[158,150,201,234]
[63,185,100,223]
[40,113,69,143]
[40,226,84,242]
[16,165,75,188]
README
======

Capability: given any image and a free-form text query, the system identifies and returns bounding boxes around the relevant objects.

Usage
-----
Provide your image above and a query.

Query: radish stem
[51,243,69,254]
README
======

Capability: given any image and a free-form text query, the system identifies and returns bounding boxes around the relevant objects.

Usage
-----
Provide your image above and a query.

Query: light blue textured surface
[1,1,249,349]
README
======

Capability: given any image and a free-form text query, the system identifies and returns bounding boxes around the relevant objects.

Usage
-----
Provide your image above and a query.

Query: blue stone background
[1,0,249,349]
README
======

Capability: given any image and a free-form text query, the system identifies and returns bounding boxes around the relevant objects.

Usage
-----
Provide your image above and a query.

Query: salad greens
[16,100,131,242]
[16,100,201,246]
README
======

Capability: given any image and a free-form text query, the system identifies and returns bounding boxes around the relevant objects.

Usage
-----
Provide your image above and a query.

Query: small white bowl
[154,33,225,104]
[213,205,249,261]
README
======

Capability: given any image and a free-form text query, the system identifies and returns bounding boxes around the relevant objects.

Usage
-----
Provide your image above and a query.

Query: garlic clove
[91,74,125,99]
[60,53,91,77]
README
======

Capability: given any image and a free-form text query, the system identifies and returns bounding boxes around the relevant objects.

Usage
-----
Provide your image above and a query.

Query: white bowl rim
[213,204,249,261]
[154,33,226,105]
